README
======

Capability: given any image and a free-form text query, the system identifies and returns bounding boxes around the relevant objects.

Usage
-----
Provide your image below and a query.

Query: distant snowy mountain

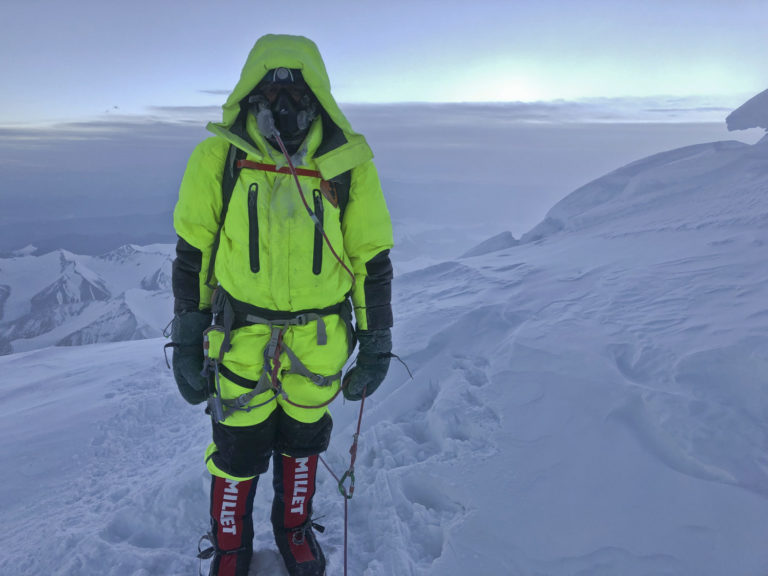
[1,107,768,575]
[0,244,173,354]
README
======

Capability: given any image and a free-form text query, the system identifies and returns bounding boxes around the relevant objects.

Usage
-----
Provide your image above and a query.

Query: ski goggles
[259,83,307,103]
[257,68,309,103]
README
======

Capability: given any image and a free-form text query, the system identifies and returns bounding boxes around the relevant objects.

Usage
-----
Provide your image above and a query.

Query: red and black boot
[198,475,258,576]
[271,454,326,576]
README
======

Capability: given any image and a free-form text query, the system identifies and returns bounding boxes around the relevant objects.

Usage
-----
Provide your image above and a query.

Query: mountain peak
[98,244,141,262]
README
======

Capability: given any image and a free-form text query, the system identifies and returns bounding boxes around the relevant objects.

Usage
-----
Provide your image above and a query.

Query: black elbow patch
[172,236,204,314]
[364,249,393,329]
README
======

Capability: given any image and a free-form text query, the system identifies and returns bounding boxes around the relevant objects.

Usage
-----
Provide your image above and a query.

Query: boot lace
[287,518,326,546]
[197,532,249,576]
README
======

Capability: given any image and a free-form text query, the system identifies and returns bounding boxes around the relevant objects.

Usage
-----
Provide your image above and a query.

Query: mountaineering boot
[199,475,258,576]
[272,453,326,576]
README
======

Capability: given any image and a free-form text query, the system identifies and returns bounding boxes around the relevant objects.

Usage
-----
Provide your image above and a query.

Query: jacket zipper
[312,189,324,275]
[248,183,260,273]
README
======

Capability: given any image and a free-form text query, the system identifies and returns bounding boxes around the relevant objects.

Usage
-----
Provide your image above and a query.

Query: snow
[727,88,768,132]
[2,104,768,575]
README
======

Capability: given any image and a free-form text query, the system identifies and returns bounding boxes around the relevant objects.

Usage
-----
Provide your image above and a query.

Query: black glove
[171,310,212,405]
[342,329,392,401]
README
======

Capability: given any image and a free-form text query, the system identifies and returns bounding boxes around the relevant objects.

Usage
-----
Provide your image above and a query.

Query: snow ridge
[726,87,768,132]
[522,139,767,243]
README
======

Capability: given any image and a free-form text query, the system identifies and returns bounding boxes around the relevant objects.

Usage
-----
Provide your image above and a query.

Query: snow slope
[727,87,768,132]
[1,126,768,574]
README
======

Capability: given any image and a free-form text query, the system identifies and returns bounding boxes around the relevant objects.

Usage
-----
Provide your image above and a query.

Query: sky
[2,0,767,125]
[1,0,766,258]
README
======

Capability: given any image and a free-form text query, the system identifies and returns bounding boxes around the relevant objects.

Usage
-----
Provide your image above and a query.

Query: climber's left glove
[342,328,392,401]
[170,310,212,405]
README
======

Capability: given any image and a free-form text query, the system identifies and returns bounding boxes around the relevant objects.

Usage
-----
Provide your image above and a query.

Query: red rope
[318,389,367,576]
[344,497,350,574]
[348,391,366,479]
[281,387,342,410]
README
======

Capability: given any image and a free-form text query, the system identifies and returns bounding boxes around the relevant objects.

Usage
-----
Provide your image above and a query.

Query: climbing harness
[202,287,355,423]
[202,124,360,423]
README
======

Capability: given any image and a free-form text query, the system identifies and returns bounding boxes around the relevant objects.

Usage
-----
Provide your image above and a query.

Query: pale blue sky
[1,0,767,125]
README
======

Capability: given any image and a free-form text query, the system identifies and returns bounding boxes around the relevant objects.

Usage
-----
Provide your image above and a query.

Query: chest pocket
[206,144,352,288]
[312,188,325,275]
[248,183,260,273]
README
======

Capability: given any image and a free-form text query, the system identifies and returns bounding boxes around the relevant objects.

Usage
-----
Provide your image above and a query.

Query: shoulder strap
[205,143,246,288]
[332,170,351,221]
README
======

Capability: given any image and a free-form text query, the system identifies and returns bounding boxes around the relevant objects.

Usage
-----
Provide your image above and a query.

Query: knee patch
[275,411,333,457]
[208,410,278,478]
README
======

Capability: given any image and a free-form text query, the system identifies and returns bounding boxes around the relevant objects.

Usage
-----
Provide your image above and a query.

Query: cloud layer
[0,100,763,255]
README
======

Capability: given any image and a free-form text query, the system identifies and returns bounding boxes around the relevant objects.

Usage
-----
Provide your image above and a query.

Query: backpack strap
[205,143,246,289]
[236,159,351,222]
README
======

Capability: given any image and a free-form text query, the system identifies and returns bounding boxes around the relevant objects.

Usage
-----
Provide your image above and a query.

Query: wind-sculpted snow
[0,341,210,575]
[459,230,519,258]
[522,139,767,242]
[1,131,768,575]
[0,284,10,321]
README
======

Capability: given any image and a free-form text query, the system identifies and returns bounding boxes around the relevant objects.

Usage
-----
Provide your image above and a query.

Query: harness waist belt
[204,287,356,423]
[213,285,341,320]
[229,300,346,331]
[211,287,355,356]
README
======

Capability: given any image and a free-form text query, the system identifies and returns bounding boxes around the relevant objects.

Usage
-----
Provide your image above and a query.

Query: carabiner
[338,469,355,499]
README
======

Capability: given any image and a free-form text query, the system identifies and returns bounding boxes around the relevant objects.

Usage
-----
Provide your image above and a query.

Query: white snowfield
[1,110,767,574]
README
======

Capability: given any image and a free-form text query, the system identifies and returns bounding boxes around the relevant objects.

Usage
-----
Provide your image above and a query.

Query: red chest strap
[236,159,322,179]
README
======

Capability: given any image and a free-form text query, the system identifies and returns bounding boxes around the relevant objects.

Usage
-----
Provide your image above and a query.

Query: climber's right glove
[342,329,392,401]
[170,310,212,405]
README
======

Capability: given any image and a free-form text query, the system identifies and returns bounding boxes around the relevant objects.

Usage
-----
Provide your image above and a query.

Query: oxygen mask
[249,67,318,154]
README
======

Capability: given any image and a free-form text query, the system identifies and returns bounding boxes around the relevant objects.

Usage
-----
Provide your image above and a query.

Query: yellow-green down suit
[173,35,393,482]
